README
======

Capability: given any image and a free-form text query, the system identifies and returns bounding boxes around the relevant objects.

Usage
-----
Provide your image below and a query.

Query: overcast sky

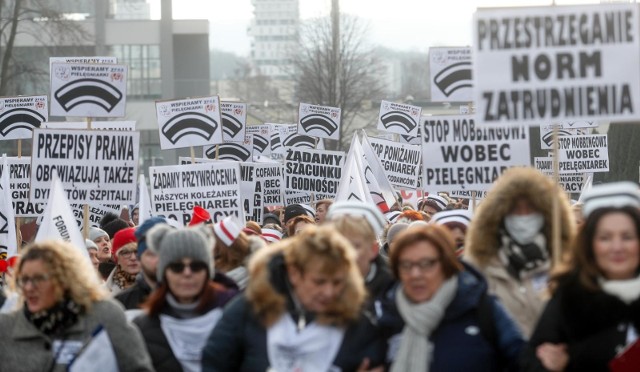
[151,0,602,56]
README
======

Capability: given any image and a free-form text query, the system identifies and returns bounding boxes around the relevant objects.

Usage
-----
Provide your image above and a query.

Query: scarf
[391,276,457,372]
[225,266,249,290]
[24,297,83,336]
[498,231,549,280]
[599,275,640,305]
[267,313,345,372]
[112,265,137,290]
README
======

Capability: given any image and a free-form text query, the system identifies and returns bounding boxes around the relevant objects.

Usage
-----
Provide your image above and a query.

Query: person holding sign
[133,224,237,372]
[378,224,524,371]
[464,167,575,338]
[201,225,385,371]
[0,240,153,372]
[522,182,640,372]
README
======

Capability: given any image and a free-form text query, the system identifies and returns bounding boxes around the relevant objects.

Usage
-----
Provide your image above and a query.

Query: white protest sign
[534,157,591,193]
[204,134,254,162]
[150,161,243,225]
[473,3,640,125]
[284,133,316,149]
[285,190,312,206]
[247,124,272,156]
[399,134,421,145]
[449,190,489,199]
[178,157,215,165]
[240,162,286,223]
[221,102,247,141]
[368,137,421,190]
[155,96,222,150]
[0,156,17,261]
[557,134,609,173]
[297,103,341,140]
[540,127,588,150]
[270,123,296,154]
[430,47,473,102]
[376,100,422,137]
[42,121,135,131]
[0,95,48,140]
[421,115,530,191]
[30,129,139,204]
[49,56,117,67]
[50,62,128,117]
[285,148,345,201]
[0,157,45,217]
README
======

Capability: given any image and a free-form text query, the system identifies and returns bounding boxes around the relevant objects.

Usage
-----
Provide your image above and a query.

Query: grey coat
[0,298,154,372]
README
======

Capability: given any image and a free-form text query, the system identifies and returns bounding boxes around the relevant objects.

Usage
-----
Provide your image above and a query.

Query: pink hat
[213,217,241,246]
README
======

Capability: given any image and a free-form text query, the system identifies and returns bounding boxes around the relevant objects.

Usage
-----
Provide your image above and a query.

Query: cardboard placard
[430,47,473,102]
[155,96,222,150]
[0,95,48,140]
[297,103,341,140]
[285,148,345,201]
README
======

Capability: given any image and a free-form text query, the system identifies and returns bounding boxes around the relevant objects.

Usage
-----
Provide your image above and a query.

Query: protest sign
[361,134,398,212]
[534,157,591,193]
[178,157,214,165]
[0,156,17,261]
[204,134,253,162]
[557,134,609,173]
[150,161,243,225]
[240,162,285,223]
[155,96,222,150]
[30,129,139,204]
[376,100,422,137]
[283,133,316,149]
[0,157,44,217]
[285,148,345,201]
[297,103,341,140]
[449,190,489,199]
[473,3,640,125]
[421,115,530,191]
[0,95,47,140]
[49,56,117,67]
[71,204,120,231]
[540,126,588,149]
[284,190,312,206]
[221,102,247,141]
[399,134,421,145]
[369,137,421,190]
[42,121,135,131]
[247,124,272,156]
[430,47,473,102]
[50,62,128,117]
[270,123,296,154]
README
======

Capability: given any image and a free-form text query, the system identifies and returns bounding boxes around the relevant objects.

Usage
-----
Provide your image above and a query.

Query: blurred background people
[105,227,140,295]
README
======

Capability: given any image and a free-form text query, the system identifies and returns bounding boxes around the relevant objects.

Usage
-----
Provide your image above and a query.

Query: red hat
[112,227,137,262]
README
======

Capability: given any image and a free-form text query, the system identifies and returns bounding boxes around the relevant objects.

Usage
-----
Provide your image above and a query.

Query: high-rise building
[248,0,299,78]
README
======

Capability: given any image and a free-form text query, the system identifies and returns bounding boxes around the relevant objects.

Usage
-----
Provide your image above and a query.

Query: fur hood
[465,167,575,267]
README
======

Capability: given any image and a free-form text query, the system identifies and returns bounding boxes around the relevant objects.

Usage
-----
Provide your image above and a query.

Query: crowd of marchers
[0,166,638,372]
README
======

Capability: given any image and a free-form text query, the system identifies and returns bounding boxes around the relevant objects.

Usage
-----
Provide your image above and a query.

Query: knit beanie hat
[424,194,448,212]
[112,227,137,262]
[135,216,168,257]
[147,224,215,282]
[100,212,130,239]
[430,209,473,232]
[383,222,409,254]
[85,239,98,251]
[262,213,281,227]
[326,201,387,236]
[582,181,640,218]
[89,227,109,242]
[284,204,309,224]
[213,217,242,246]
[262,228,283,243]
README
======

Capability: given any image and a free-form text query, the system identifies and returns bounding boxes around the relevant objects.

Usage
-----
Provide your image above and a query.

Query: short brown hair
[287,215,316,237]
[389,224,463,279]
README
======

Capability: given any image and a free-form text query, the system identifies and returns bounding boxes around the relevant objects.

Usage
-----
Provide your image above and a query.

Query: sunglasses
[167,261,208,274]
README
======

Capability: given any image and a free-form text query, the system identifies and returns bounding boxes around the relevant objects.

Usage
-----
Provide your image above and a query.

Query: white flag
[334,134,373,203]
[361,132,398,212]
[577,173,594,203]
[138,174,152,226]
[36,171,88,259]
[0,155,17,260]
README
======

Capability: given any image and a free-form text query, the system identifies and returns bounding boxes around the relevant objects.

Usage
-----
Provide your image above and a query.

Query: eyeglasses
[16,274,50,289]
[398,258,440,274]
[117,249,137,259]
[167,261,208,274]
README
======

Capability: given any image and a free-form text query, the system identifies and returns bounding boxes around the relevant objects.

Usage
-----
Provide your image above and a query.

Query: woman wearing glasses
[0,240,153,372]
[378,225,524,372]
[104,227,140,294]
[133,224,237,372]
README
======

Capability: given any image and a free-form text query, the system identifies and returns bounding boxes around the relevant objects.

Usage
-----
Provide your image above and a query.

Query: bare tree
[0,0,89,95]
[290,14,385,150]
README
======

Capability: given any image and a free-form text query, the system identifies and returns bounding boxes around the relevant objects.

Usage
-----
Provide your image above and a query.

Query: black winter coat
[115,274,153,310]
[522,273,640,371]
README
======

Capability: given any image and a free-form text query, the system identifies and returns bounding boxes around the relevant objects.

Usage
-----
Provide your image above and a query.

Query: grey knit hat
[85,239,98,251]
[89,227,109,242]
[146,224,216,282]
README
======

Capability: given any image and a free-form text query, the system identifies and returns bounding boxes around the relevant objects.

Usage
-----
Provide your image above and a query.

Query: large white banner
[376,100,422,137]
[50,62,128,117]
[557,134,609,173]
[0,95,48,140]
[368,137,421,190]
[150,161,243,225]
[473,3,640,125]
[421,115,530,191]
[0,157,44,217]
[30,129,139,204]
[429,47,472,102]
[297,103,341,140]
[285,148,345,201]
[240,162,285,223]
[155,96,222,150]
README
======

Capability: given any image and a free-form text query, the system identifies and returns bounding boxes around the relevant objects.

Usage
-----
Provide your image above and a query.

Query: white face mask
[504,213,544,245]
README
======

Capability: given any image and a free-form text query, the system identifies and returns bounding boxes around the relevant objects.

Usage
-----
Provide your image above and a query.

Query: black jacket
[366,255,393,316]
[522,273,640,371]
[115,274,153,310]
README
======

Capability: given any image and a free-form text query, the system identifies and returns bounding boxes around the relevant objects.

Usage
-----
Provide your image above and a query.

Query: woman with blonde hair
[0,240,153,372]
[202,225,385,371]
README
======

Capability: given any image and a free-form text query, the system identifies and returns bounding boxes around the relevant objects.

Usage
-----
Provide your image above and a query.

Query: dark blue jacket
[377,263,524,372]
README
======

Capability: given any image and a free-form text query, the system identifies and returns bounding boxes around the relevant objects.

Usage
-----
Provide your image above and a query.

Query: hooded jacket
[201,247,385,371]
[464,167,575,337]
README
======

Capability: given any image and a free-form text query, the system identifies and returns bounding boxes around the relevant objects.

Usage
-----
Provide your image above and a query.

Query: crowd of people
[0,166,638,372]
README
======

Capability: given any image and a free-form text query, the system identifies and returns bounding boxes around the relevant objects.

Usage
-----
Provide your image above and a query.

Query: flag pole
[84,117,92,240]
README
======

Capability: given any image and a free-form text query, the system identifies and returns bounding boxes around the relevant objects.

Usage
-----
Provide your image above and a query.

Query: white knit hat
[326,201,387,236]
[430,209,473,228]
[213,217,242,246]
[385,210,401,224]
[262,228,283,243]
[582,182,640,218]
[425,194,448,212]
